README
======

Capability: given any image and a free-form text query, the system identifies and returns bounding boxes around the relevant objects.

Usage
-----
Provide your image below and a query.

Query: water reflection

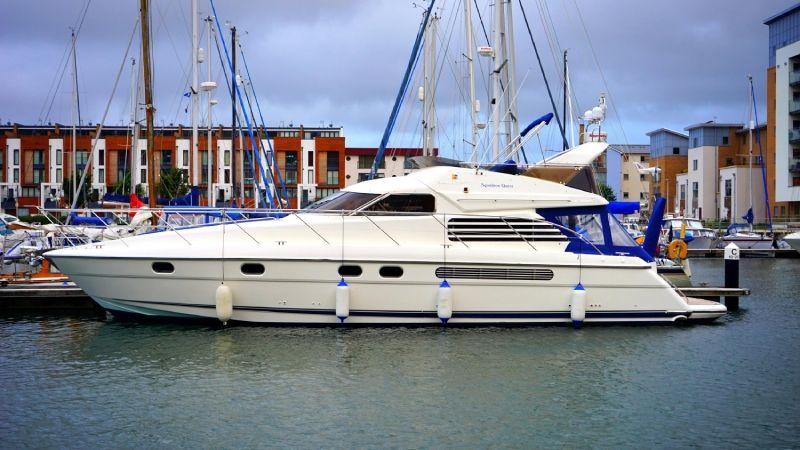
[0,258,798,448]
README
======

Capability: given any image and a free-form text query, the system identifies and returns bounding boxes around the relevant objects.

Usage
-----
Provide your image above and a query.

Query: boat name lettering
[480,183,514,189]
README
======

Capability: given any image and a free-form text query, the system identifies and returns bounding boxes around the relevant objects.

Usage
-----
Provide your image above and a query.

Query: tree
[157,168,190,199]
[599,183,617,202]
[62,173,97,207]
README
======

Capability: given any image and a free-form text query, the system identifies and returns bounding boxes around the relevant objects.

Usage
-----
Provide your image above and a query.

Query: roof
[346,147,434,157]
[645,128,688,138]
[684,121,743,131]
[734,123,767,134]
[764,3,800,25]
[608,144,650,155]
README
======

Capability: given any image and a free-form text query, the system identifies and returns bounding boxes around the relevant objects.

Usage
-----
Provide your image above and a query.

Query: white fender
[215,283,233,324]
[437,280,453,324]
[336,278,349,322]
[570,283,586,329]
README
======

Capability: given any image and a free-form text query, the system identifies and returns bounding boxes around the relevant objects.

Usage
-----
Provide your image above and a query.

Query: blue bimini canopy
[538,205,654,262]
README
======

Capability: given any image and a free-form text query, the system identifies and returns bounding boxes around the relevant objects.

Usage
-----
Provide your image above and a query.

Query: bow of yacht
[46,165,725,325]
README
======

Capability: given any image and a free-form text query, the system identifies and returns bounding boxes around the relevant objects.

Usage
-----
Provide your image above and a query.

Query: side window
[364,194,435,213]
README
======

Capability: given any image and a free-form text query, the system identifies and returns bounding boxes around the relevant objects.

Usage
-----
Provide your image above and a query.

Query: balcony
[790,100,800,115]
[791,128,800,144]
[791,71,800,86]
[790,160,800,174]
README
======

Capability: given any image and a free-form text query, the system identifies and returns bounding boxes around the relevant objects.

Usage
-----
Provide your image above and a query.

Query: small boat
[661,216,717,251]
[718,223,777,254]
[784,231,800,254]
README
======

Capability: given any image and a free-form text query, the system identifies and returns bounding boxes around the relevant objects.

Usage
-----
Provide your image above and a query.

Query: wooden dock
[687,248,799,258]
[0,282,96,311]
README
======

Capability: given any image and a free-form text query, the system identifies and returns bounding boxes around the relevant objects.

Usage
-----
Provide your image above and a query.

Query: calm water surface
[1,258,799,449]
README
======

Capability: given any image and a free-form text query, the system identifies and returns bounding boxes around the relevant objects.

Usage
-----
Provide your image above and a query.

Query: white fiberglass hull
[47,215,724,325]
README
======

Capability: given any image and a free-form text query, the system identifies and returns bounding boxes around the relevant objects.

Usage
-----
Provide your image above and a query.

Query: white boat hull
[51,254,723,325]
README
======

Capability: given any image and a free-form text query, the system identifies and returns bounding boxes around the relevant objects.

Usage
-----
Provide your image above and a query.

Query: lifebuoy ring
[666,239,688,259]
[634,235,646,245]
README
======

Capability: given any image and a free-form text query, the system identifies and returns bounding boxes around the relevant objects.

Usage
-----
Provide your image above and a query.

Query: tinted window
[379,266,403,278]
[338,265,362,277]
[305,191,378,211]
[152,262,174,273]
[364,194,435,213]
[241,263,265,275]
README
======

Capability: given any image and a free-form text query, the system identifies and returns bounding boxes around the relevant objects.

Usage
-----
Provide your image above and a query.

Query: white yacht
[784,231,800,253]
[46,164,725,325]
[661,216,718,250]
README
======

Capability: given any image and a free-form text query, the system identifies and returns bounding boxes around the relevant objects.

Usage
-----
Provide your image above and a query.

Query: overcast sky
[0,0,792,158]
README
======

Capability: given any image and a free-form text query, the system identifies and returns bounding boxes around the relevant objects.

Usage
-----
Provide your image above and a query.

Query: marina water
[1,258,798,448]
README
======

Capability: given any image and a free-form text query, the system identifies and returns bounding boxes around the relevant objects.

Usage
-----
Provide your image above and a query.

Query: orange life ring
[634,235,646,245]
[666,239,688,259]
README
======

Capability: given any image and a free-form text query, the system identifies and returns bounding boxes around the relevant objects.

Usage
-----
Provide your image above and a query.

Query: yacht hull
[50,255,723,325]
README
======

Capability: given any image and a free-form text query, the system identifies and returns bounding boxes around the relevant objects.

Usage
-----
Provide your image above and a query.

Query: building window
[623,192,629,199]
[691,182,699,210]
[316,187,340,200]
[623,174,629,181]
[56,168,62,183]
[224,150,231,166]
[279,151,298,185]
[30,150,45,184]
[160,151,172,172]
[673,147,680,155]
[141,168,146,182]
[307,150,314,167]
[76,150,89,171]
[140,149,147,166]
[21,187,40,198]
[98,149,105,167]
[224,169,230,184]
[56,149,62,166]
[640,156,646,162]
[326,151,339,185]
[358,156,385,170]
[640,192,646,200]
[116,152,129,184]
[721,136,729,146]
[13,149,19,165]
[243,151,254,184]
[183,149,189,167]
[692,160,698,171]
[98,168,105,182]
[201,151,209,184]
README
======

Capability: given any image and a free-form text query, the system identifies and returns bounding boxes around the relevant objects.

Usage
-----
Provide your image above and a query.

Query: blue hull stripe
[103,299,686,320]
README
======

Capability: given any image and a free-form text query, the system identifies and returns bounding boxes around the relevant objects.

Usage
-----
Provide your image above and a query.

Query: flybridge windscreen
[538,205,653,262]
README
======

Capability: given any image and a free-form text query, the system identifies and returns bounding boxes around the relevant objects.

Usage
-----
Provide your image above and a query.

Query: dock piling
[724,243,740,311]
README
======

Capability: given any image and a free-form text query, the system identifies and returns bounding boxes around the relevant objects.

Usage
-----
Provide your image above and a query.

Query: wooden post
[724,242,740,311]
[140,0,157,212]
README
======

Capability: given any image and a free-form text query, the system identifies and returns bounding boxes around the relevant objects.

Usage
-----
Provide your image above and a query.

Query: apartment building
[0,123,345,214]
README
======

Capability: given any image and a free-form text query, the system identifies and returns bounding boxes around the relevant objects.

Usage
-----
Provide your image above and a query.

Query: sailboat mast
[71,30,78,205]
[748,75,754,227]
[230,26,237,207]
[563,50,568,151]
[191,0,199,188]
[206,16,214,206]
[422,13,438,157]
[503,0,519,158]
[491,0,503,162]
[140,0,157,209]
[463,0,478,163]
[129,57,139,196]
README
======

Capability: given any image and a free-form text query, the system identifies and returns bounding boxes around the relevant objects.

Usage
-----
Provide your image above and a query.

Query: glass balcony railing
[790,128,800,143]
[791,71,800,86]
[791,100,800,115]
[790,159,800,174]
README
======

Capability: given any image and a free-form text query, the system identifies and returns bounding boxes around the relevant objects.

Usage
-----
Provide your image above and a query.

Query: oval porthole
[392,156,397,161]
[241,263,265,275]
[338,265,362,277]
[152,262,174,274]
[379,266,403,278]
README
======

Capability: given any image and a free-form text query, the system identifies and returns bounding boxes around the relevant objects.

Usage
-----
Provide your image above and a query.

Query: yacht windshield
[304,191,379,211]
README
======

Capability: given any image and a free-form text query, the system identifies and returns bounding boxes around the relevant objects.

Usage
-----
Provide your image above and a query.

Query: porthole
[379,266,403,278]
[346,156,351,161]
[338,265,362,277]
[392,156,397,161]
[346,174,351,179]
[152,262,174,274]
[241,263,265,275]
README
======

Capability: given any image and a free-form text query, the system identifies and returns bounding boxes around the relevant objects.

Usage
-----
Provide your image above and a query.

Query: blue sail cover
[607,201,640,215]
[742,207,754,225]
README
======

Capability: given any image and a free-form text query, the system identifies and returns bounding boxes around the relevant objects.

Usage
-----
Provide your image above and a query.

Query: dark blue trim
[105,299,686,320]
